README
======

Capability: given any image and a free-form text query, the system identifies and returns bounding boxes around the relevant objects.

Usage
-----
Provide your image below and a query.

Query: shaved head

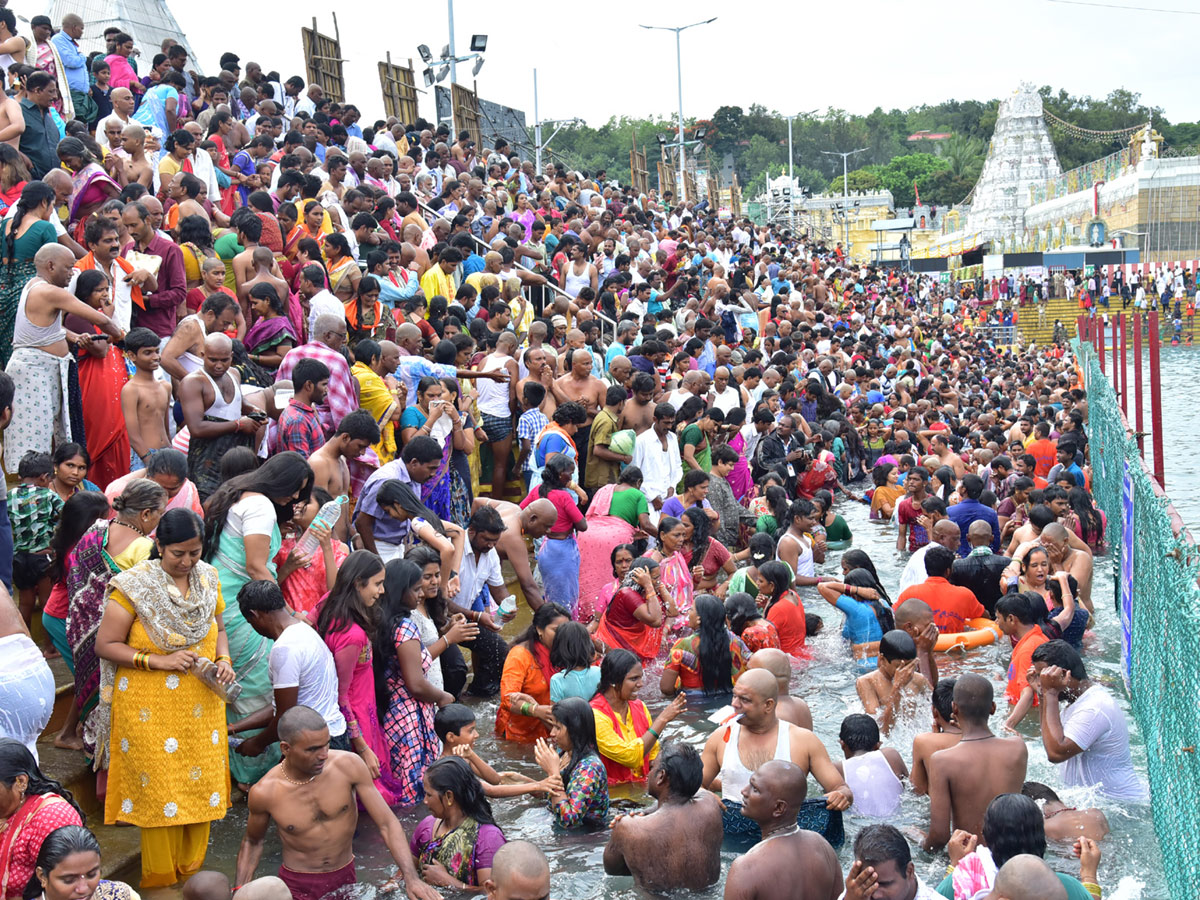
[278,704,327,743]
[894,598,933,630]
[747,648,791,689]
[485,841,550,900]
[739,668,779,703]
[953,672,995,725]
[1041,522,1069,542]
[204,332,232,355]
[232,878,290,900]
[756,759,807,815]
[968,519,994,543]
[989,855,1068,900]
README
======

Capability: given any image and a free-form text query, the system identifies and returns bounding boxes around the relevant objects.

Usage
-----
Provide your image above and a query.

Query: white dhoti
[4,348,81,475]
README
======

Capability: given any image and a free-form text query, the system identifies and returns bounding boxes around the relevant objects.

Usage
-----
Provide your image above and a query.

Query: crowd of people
[0,11,1152,900]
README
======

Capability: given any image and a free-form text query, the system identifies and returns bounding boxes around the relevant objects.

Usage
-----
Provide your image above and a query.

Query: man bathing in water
[603,741,723,892]
[746,648,813,730]
[701,669,852,827]
[723,760,843,900]
[235,705,439,900]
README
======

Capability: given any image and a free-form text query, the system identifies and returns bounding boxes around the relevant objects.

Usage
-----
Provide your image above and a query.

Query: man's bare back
[724,831,842,900]
[308,443,350,498]
[929,735,1026,840]
[604,793,722,891]
[910,730,960,796]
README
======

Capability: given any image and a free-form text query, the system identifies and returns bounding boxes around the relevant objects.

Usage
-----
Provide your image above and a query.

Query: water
[175,497,1165,900]
[1112,343,1200,534]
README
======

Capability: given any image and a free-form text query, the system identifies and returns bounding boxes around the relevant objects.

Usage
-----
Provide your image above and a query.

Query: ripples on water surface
[188,495,1165,900]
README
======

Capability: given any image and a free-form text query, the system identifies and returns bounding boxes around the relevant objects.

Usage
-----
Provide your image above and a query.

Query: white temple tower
[965,83,1061,242]
[42,0,203,74]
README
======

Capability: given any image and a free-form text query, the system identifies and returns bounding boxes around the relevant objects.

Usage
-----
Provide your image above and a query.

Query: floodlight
[470,34,488,52]
[694,126,706,139]
[471,57,484,76]
[422,67,435,87]
[417,44,433,64]
[656,133,668,145]
[440,44,450,60]
[436,64,450,83]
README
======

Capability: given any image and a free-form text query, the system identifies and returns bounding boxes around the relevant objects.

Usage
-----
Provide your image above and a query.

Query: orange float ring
[934,618,1001,652]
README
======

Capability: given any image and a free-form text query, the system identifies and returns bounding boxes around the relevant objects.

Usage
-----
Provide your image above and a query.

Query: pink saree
[576,483,635,621]
[727,431,753,500]
[658,551,694,637]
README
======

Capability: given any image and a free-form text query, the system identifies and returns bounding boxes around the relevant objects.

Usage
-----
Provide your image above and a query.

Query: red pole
[1095,314,1105,374]
[1148,309,1165,487]
[1119,313,1128,418]
[1111,315,1119,394]
[1133,311,1144,459]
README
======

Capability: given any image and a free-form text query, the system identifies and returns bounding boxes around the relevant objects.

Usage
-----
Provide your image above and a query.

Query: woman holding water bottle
[201,451,313,787]
[93,509,233,887]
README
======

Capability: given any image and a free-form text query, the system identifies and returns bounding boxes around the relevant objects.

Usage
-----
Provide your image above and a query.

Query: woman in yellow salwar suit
[94,509,233,889]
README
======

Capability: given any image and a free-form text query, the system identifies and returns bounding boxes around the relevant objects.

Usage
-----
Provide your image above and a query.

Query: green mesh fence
[1073,337,1200,899]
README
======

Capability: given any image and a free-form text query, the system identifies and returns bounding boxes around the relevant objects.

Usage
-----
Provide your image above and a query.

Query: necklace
[277,763,316,786]
[959,734,996,743]
[114,519,148,537]
[753,824,800,849]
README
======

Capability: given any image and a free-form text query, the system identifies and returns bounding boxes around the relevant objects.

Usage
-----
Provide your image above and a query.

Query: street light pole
[784,115,796,233]
[447,0,457,87]
[640,18,716,201]
[821,147,868,256]
[533,68,541,174]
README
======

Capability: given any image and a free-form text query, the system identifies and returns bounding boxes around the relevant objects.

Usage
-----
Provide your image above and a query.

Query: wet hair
[996,592,1040,625]
[844,568,895,632]
[724,592,761,636]
[551,696,599,788]
[1030,639,1087,681]
[682,505,712,558]
[433,703,477,743]
[879,629,917,663]
[931,677,956,723]
[47,491,111,584]
[923,545,956,578]
[609,543,636,578]
[693,593,735,696]
[839,713,881,752]
[597,648,640,696]
[23,825,100,900]
[511,602,570,656]
[852,824,911,873]
[1028,504,1056,530]
[1021,781,1062,804]
[372,559,425,710]
[424,756,496,827]
[538,452,575,499]
[983,794,1046,869]
[316,550,384,639]
[757,561,794,617]
[655,740,703,800]
[549,621,593,673]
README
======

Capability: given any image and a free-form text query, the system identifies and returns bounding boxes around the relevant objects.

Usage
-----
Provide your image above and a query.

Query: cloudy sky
[168,0,1196,130]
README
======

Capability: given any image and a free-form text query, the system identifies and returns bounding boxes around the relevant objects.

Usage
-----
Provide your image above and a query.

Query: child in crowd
[10,451,61,629]
[909,677,960,795]
[836,713,907,818]
[275,487,347,618]
[996,592,1049,730]
[435,703,559,799]
[855,629,930,735]
[121,326,174,471]
[549,621,601,702]
[515,382,549,492]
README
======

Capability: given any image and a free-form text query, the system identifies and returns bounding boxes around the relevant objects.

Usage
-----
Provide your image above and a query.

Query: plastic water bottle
[192,657,243,703]
[295,496,347,556]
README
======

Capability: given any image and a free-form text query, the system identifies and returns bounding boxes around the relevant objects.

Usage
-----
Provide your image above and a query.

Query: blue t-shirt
[835,595,885,645]
[550,666,602,703]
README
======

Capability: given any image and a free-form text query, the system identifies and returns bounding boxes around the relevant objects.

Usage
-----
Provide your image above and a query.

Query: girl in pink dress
[315,550,406,806]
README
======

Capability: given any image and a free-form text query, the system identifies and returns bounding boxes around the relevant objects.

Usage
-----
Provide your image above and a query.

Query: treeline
[537,87,1194,209]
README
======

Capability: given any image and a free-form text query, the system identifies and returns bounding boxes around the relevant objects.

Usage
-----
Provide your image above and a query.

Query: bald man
[472,497,556,611]
[746,649,812,730]
[898,518,960,595]
[483,841,550,900]
[951,520,1011,616]
[723,760,843,900]
[179,332,262,499]
[986,855,1068,900]
[702,669,851,840]
[5,244,124,472]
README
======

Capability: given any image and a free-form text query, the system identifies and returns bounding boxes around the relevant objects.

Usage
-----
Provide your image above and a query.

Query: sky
[157,0,1198,133]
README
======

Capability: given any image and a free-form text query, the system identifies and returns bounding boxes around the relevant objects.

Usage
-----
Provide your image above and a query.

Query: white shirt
[268,622,346,737]
[1059,684,1147,800]
[630,428,682,505]
[306,289,345,337]
[452,546,505,611]
[711,384,742,416]
[899,544,933,595]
